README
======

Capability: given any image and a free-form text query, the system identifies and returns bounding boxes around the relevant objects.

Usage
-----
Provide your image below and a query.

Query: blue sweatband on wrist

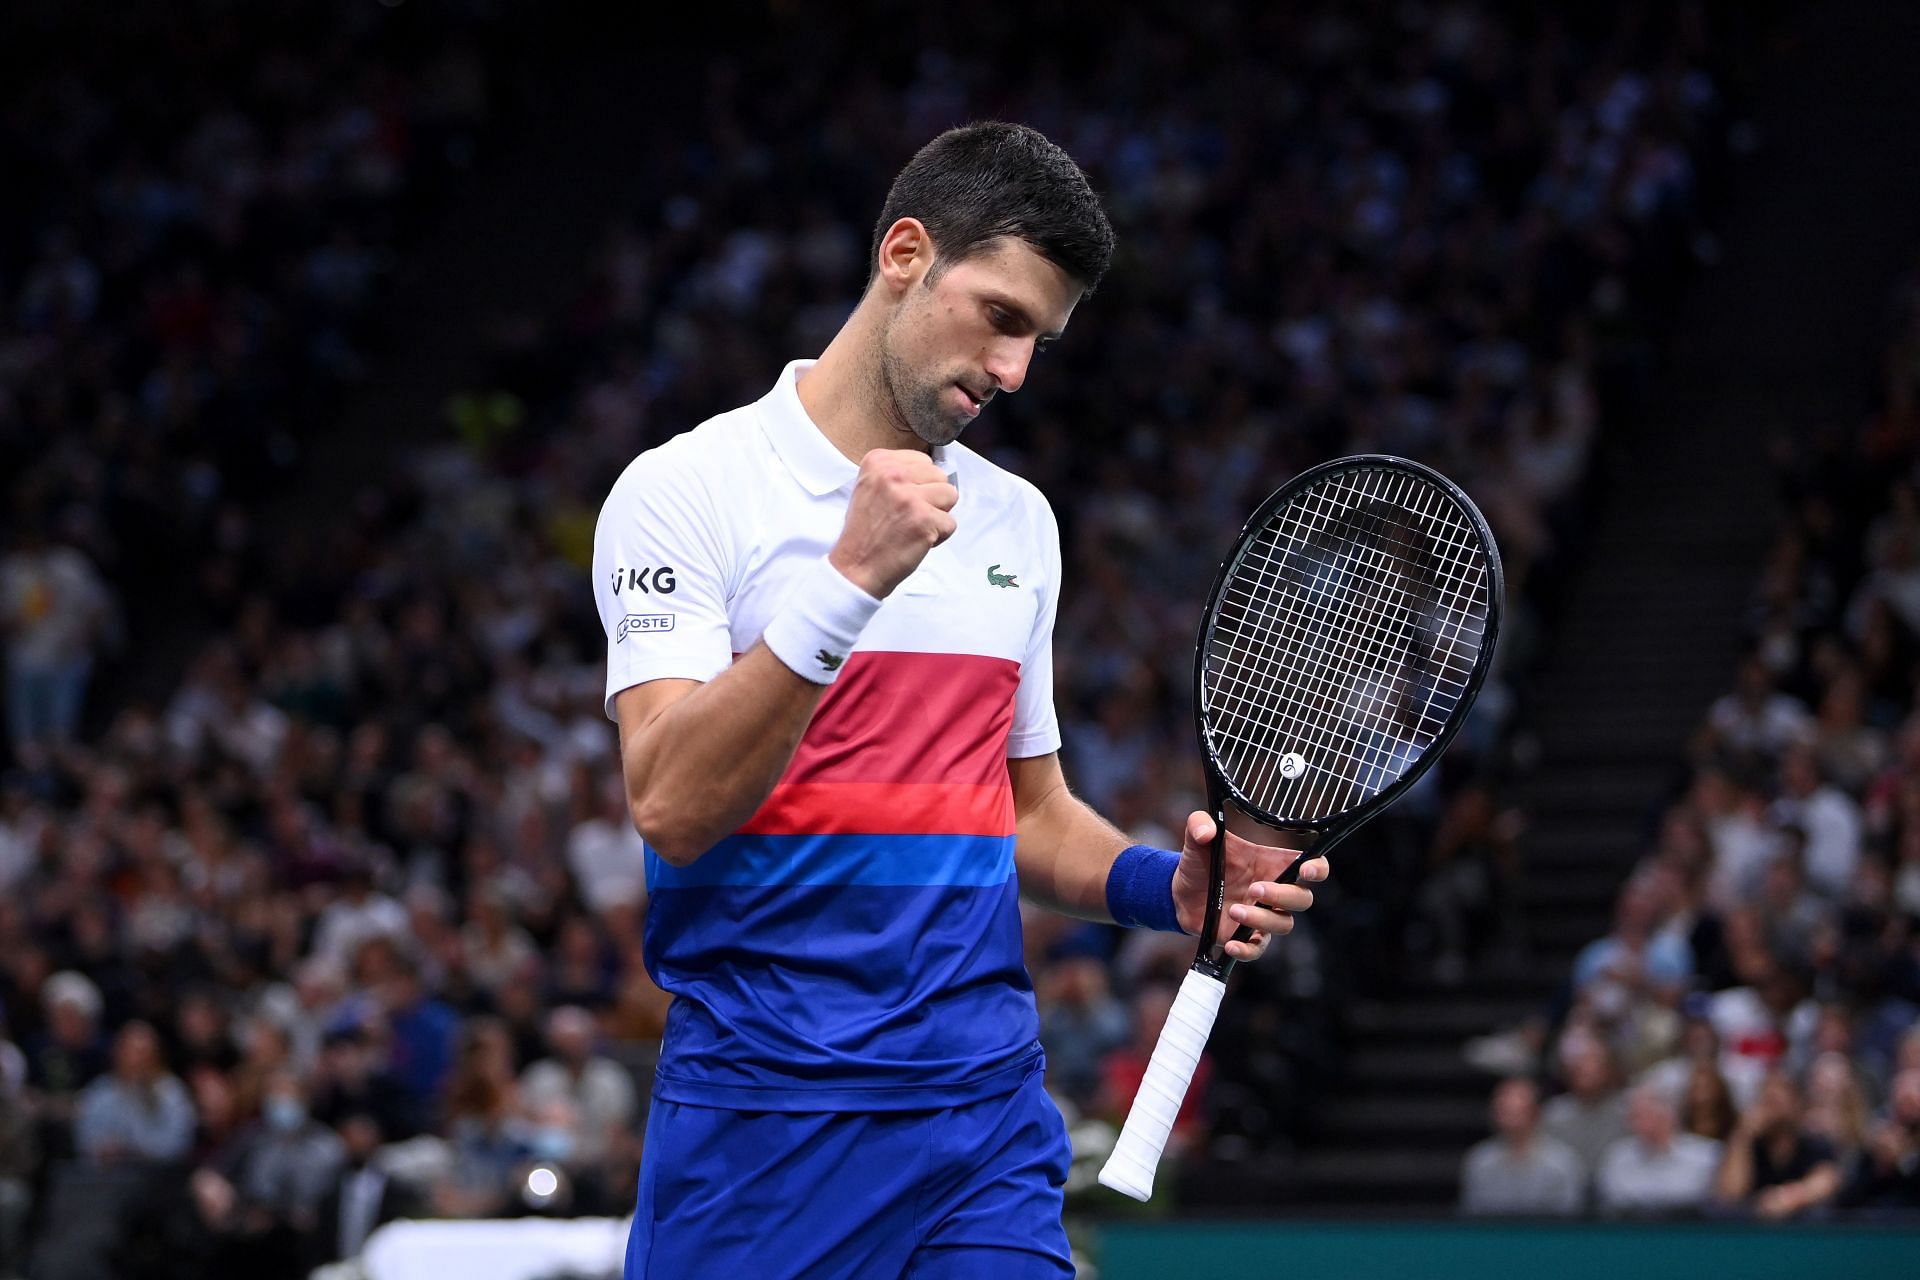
[1105,844,1185,934]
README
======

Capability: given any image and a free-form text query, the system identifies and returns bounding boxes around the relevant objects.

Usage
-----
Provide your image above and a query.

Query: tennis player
[595,122,1327,1278]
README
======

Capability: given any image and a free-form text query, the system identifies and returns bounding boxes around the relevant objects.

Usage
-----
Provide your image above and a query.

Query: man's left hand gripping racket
[1098,455,1504,1201]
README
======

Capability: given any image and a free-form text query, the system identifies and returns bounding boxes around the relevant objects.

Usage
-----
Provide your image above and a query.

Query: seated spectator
[1679,1060,1740,1143]
[432,1018,530,1218]
[518,1006,636,1169]
[1771,746,1863,899]
[1713,1069,1841,1219]
[311,1025,419,1140]
[75,1022,195,1165]
[189,1070,344,1274]
[1838,1066,1920,1212]
[1038,956,1131,1115]
[309,1112,420,1271]
[1707,955,1814,1107]
[1541,1035,1629,1173]
[566,774,649,915]
[1595,1084,1722,1216]
[1803,1050,1872,1162]
[1460,1078,1585,1216]
[1699,657,1814,768]
[25,971,108,1117]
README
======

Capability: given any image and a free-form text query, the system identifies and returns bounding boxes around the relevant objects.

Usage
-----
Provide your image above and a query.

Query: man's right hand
[829,449,958,598]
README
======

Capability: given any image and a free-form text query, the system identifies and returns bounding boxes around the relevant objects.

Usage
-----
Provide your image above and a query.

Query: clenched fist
[829,449,958,598]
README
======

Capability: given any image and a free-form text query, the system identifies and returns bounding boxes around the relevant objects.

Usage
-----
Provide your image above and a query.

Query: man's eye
[987,307,1011,330]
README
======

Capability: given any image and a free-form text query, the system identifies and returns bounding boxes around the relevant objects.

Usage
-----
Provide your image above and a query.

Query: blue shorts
[624,1064,1073,1279]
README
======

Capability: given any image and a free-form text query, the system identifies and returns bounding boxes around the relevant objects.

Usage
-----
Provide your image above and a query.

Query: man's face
[876,235,1082,447]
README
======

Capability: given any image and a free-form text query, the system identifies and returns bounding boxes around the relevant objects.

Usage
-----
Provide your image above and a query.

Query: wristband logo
[617,614,675,642]
[612,565,677,595]
[815,649,845,672]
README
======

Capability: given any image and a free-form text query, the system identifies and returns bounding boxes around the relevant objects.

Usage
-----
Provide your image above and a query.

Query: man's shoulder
[946,442,1056,527]
[607,406,763,500]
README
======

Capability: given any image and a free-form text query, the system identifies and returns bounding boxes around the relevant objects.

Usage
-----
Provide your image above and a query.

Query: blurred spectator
[1679,1060,1741,1143]
[310,1024,418,1141]
[1541,1036,1630,1174]
[432,1018,528,1219]
[1839,1066,1920,1213]
[377,952,460,1111]
[189,1069,343,1273]
[1700,657,1814,767]
[1772,745,1863,898]
[309,1112,419,1271]
[566,775,648,915]
[1460,1077,1584,1216]
[25,972,108,1115]
[1713,1070,1841,1219]
[1706,956,1813,1108]
[0,526,116,752]
[75,1022,194,1165]
[1595,1084,1722,1216]
[517,1006,636,1169]
[1037,956,1131,1115]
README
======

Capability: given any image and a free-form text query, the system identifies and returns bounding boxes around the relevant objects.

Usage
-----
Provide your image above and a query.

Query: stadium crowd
[0,0,1744,1274]
[1459,258,1920,1219]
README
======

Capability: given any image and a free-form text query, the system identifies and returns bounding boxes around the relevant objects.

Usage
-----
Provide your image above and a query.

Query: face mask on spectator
[265,1097,307,1133]
[531,1126,574,1162]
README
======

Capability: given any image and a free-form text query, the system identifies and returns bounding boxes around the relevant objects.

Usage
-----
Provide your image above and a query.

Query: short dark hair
[871,122,1114,292]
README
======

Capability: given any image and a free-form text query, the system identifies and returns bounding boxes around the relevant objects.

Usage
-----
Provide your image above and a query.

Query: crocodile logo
[986,564,1019,589]
[815,649,845,672]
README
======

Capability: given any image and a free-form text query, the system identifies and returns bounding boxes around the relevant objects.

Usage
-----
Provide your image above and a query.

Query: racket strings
[1220,478,1485,814]
[1204,466,1491,821]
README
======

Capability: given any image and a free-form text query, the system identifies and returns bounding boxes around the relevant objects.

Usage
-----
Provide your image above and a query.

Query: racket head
[1194,454,1503,833]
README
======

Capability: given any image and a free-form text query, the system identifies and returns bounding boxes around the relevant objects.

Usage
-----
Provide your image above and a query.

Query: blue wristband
[1105,845,1185,933]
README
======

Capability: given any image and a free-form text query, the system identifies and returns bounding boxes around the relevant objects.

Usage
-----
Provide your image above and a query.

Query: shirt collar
[757,359,957,496]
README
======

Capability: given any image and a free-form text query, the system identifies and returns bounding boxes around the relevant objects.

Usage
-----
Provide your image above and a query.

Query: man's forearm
[623,644,827,864]
[1013,775,1131,921]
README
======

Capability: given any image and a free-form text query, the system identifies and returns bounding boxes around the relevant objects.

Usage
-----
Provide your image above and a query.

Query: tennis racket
[1097,454,1503,1201]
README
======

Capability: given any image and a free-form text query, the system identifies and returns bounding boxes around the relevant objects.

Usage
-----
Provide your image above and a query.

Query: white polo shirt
[593,359,1061,757]
[589,358,1065,1109]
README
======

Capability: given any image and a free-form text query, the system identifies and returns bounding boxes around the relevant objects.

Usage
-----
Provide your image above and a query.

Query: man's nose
[985,339,1032,394]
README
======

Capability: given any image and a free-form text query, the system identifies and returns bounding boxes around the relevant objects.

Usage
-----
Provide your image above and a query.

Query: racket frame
[1190,454,1505,977]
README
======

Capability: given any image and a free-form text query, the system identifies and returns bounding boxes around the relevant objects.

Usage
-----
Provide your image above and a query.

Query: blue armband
[1105,845,1185,933]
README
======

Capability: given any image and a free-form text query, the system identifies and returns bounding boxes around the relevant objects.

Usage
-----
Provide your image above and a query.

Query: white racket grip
[1097,968,1227,1201]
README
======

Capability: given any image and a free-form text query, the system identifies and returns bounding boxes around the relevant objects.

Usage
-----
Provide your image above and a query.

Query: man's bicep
[613,679,703,761]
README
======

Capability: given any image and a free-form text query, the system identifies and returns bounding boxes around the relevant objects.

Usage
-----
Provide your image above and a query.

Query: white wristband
[761,558,883,684]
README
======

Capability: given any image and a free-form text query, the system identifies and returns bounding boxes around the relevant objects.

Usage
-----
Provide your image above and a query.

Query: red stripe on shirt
[784,651,1022,786]
[739,782,1016,838]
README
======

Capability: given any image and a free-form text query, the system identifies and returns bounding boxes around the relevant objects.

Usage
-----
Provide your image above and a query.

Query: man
[593,123,1326,1277]
[191,1070,345,1273]
[73,1021,195,1165]
[1540,1035,1629,1172]
[309,1113,419,1270]
[1594,1084,1722,1216]
[1459,1077,1585,1215]
[518,1005,637,1167]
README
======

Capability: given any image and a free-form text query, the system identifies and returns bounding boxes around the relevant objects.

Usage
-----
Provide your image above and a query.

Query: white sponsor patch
[616,614,675,641]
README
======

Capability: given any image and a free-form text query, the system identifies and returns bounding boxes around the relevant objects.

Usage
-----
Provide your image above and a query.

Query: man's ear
[874,217,932,295]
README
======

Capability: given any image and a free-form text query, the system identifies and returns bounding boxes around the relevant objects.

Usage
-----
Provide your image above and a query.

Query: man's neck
[798,304,931,464]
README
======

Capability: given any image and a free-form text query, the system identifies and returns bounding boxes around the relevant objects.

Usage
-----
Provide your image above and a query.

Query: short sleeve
[593,447,734,718]
[1007,496,1063,758]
